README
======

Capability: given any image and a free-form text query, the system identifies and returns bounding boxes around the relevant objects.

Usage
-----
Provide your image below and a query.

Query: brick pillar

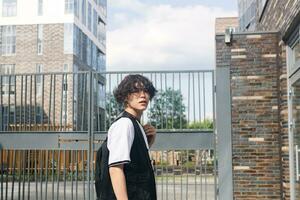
[216,32,283,199]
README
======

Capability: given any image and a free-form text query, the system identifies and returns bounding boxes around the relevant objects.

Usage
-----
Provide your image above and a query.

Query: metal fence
[0,70,216,200]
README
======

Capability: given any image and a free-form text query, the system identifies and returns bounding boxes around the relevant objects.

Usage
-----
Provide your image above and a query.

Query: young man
[96,74,157,200]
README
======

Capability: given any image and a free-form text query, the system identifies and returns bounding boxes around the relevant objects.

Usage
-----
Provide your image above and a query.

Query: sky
[106,0,238,71]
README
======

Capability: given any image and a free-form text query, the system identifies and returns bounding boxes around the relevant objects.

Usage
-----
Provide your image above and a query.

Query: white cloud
[107,1,237,71]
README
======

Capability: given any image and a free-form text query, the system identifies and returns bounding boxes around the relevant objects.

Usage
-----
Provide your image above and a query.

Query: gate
[0,70,217,200]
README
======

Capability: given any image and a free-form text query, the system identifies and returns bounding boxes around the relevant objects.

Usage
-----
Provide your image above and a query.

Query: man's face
[126,89,150,112]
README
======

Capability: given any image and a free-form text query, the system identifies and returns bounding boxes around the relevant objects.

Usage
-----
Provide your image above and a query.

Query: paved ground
[2,179,216,200]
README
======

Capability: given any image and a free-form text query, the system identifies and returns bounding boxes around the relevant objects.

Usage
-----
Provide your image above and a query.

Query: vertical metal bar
[24,76,28,131]
[72,73,75,131]
[82,150,85,200]
[27,150,31,200]
[8,76,11,131]
[63,150,66,200]
[192,73,196,123]
[179,73,182,129]
[29,75,32,130]
[89,72,95,200]
[212,71,217,200]
[11,150,16,200]
[188,73,190,127]
[180,151,183,200]
[172,151,175,200]
[203,72,206,120]
[200,151,203,199]
[166,151,168,200]
[198,72,202,123]
[64,74,68,130]
[75,151,78,200]
[34,74,37,127]
[81,74,86,131]
[165,73,167,129]
[60,74,64,130]
[22,150,25,200]
[35,150,38,200]
[18,150,22,200]
[87,71,93,200]
[172,73,174,129]
[160,150,164,200]
[160,73,163,129]
[40,150,43,200]
[71,150,73,200]
[48,75,53,131]
[205,151,208,200]
[5,150,9,200]
[194,151,197,200]
[53,75,56,130]
[186,150,189,200]
[45,150,49,200]
[51,150,54,200]
[41,74,44,130]
[14,75,16,130]
[56,149,61,200]
[20,76,23,130]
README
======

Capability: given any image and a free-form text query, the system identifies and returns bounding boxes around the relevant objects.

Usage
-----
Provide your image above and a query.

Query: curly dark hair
[113,74,157,105]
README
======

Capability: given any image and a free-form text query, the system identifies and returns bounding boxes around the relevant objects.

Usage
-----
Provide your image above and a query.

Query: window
[64,23,74,54]
[93,9,97,37]
[87,2,92,31]
[86,38,91,66]
[38,0,43,16]
[65,0,74,14]
[74,0,79,18]
[36,64,43,95]
[288,28,300,75]
[81,0,86,25]
[37,24,43,55]
[2,0,17,17]
[0,64,15,95]
[0,25,16,55]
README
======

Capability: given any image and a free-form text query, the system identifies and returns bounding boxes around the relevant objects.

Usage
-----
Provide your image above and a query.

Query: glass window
[293,40,300,65]
[2,0,17,17]
[291,80,300,199]
[87,2,92,31]
[0,25,16,55]
[93,9,97,37]
[81,0,86,25]
[65,0,74,14]
[38,0,43,16]
[37,24,43,55]
[86,38,91,66]
[0,64,15,95]
[74,0,79,18]
[64,23,74,54]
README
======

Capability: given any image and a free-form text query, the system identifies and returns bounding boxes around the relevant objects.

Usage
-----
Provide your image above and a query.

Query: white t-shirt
[107,117,149,167]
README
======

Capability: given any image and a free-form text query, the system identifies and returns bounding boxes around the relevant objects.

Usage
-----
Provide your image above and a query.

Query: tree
[148,88,187,129]
[105,93,123,128]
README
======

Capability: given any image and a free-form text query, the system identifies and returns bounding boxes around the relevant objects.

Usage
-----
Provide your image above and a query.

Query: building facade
[216,0,300,199]
[0,0,107,131]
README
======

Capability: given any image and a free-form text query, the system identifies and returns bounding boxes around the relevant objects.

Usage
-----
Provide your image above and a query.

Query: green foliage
[188,119,213,130]
[105,93,123,128]
[148,88,187,129]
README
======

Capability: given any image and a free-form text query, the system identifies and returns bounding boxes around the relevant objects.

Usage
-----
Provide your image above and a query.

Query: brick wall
[216,32,284,199]
[257,0,300,40]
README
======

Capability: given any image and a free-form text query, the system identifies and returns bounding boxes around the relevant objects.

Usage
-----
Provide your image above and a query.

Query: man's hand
[143,124,156,148]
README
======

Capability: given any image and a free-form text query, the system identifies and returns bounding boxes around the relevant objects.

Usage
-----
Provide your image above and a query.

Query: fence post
[216,67,233,200]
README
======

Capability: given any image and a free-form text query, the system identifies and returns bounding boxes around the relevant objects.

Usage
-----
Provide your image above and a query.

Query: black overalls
[95,111,157,200]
